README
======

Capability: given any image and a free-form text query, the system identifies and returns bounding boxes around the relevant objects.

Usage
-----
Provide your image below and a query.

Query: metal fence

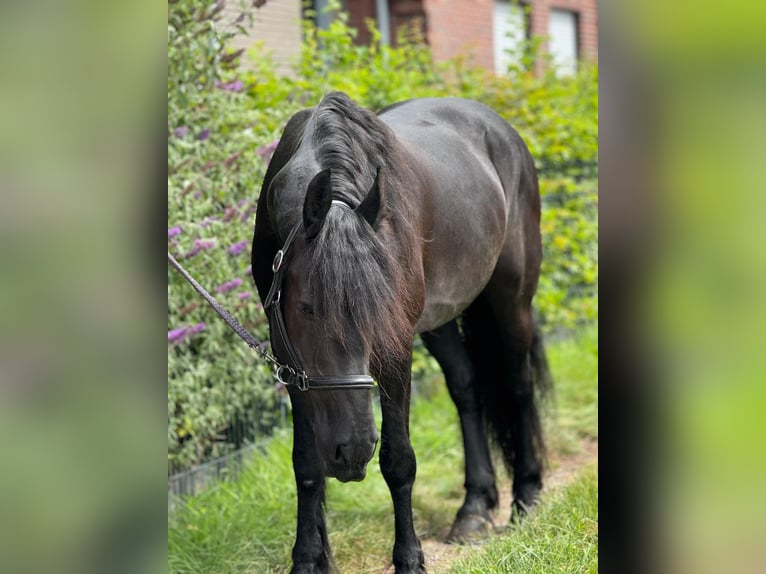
[169,443,260,509]
[168,395,289,500]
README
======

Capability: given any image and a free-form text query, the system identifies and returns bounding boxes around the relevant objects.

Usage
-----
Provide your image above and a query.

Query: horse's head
[271,168,394,482]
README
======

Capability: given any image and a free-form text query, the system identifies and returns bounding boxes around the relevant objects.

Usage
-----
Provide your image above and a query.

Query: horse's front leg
[377,348,426,574]
[290,416,336,574]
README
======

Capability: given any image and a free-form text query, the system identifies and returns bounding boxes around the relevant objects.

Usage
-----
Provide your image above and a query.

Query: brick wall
[346,0,378,45]
[528,0,598,71]
[223,0,599,78]
[346,0,428,47]
[343,0,597,76]
[422,0,495,70]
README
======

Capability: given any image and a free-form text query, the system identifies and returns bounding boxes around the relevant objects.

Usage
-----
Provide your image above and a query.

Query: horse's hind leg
[422,321,499,542]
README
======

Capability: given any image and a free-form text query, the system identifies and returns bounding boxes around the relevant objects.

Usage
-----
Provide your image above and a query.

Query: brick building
[220,0,303,75]
[344,0,598,75]
[226,1,597,76]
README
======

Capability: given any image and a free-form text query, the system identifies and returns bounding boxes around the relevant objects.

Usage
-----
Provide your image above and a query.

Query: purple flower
[216,278,243,294]
[200,216,219,227]
[228,241,247,255]
[215,79,244,92]
[174,126,189,138]
[168,226,182,238]
[183,246,201,259]
[168,327,188,344]
[257,139,279,160]
[194,239,216,250]
[182,239,216,259]
[188,322,206,335]
[237,291,251,300]
[198,128,210,141]
[168,323,206,345]
[245,265,252,276]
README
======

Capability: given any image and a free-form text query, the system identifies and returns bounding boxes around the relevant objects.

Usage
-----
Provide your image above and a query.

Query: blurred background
[0,0,764,572]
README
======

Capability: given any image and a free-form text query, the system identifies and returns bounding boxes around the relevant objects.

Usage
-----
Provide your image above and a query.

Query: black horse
[251,92,551,574]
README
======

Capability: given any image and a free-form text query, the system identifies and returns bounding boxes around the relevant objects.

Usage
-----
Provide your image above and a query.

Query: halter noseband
[263,203,375,392]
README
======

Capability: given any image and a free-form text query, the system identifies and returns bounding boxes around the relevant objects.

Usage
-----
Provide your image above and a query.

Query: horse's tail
[530,316,554,401]
[462,301,552,476]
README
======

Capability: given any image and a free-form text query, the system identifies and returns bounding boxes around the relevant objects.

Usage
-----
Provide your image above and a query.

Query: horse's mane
[303,92,416,362]
[311,91,393,203]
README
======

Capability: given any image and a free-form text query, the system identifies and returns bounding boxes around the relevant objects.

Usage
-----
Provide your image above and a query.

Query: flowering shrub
[168,0,287,471]
[168,0,597,472]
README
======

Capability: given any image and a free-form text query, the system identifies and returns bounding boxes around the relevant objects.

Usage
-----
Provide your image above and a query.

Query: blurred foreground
[601,2,766,572]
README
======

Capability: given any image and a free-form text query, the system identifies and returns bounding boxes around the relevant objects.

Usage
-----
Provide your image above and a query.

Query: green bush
[168,0,597,472]
[168,0,286,471]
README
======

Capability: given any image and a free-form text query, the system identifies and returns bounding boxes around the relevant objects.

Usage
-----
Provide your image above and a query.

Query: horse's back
[379,98,539,332]
[379,97,534,230]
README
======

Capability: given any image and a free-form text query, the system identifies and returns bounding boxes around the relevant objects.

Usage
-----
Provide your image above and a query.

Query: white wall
[220,0,303,76]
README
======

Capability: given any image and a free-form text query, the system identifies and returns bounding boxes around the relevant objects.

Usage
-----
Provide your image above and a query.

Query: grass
[543,326,599,455]
[168,325,597,573]
[446,465,598,574]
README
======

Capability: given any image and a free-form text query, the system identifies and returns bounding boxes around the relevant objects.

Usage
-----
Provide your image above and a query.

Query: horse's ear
[356,167,384,229]
[303,169,332,240]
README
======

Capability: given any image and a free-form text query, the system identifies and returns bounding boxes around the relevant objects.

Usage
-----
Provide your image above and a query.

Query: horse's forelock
[305,209,410,357]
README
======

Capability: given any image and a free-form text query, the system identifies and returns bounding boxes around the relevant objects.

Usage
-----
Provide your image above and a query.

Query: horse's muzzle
[324,438,378,482]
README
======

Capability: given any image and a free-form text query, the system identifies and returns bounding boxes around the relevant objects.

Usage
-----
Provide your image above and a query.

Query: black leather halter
[263,206,376,392]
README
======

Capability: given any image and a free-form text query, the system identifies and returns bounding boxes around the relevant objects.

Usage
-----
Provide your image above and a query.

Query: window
[493,1,527,75]
[548,8,579,76]
[304,0,335,30]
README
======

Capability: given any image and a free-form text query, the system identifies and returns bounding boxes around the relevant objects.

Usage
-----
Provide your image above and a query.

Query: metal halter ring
[272,250,284,272]
[275,365,310,391]
[275,365,290,385]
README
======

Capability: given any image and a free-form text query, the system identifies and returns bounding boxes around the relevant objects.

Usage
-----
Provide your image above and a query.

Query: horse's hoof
[509,496,539,525]
[446,512,494,544]
[393,546,426,574]
[290,566,332,574]
[290,557,337,574]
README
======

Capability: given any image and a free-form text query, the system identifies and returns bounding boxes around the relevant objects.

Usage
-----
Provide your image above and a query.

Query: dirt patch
[389,438,599,574]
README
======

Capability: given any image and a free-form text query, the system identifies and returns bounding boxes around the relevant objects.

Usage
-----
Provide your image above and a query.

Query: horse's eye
[299,302,315,317]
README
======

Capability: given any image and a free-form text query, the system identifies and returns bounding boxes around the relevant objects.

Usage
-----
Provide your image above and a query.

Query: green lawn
[168,326,597,574]
[446,466,598,573]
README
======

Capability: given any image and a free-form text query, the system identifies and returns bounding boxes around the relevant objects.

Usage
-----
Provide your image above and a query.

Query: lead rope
[167,251,282,369]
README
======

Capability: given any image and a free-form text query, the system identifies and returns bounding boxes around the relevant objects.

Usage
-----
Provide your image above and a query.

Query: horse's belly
[414,224,506,334]
[414,284,488,333]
